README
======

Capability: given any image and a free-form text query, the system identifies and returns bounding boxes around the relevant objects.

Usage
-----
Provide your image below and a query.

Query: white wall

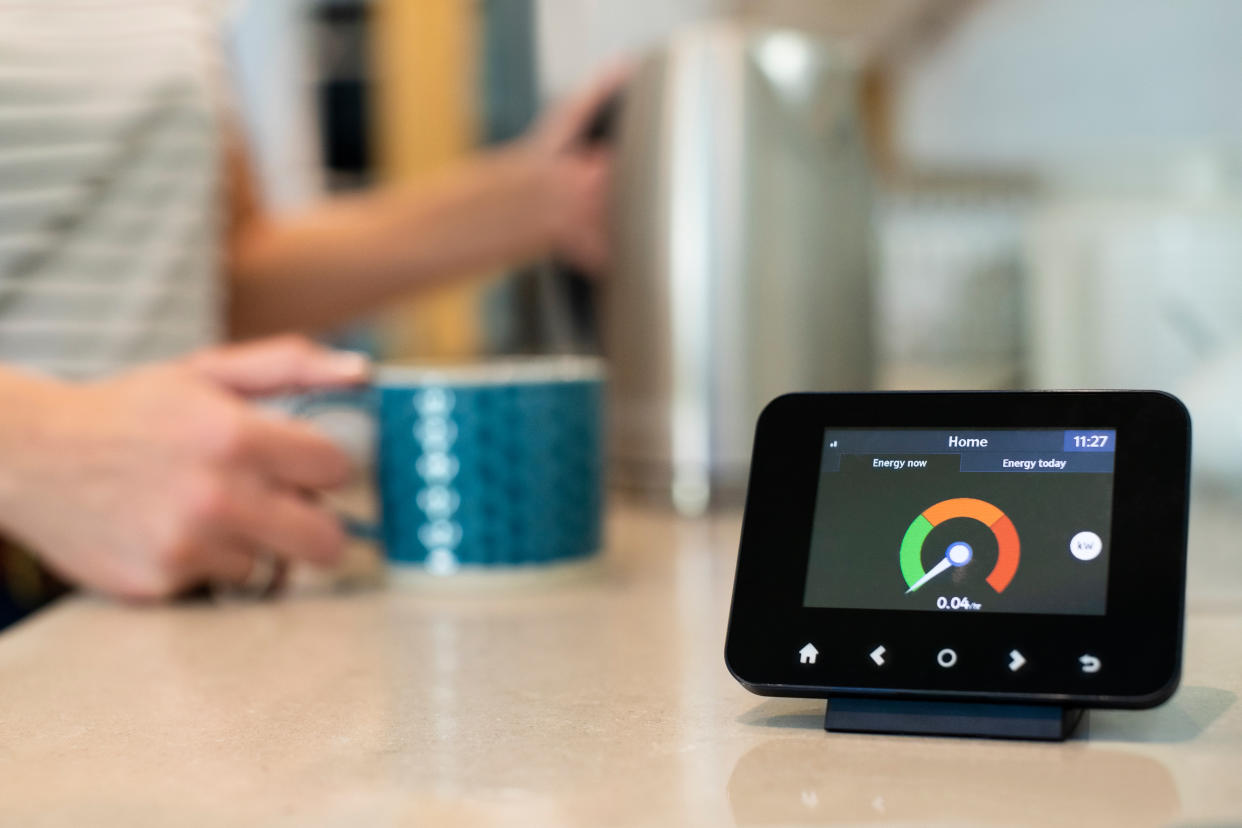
[535,0,725,98]
[227,0,324,211]
[894,0,1242,172]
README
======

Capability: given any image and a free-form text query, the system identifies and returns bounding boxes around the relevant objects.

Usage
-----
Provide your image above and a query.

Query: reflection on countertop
[728,735,1179,826]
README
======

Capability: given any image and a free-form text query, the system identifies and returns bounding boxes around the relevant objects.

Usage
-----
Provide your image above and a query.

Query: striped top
[0,0,230,381]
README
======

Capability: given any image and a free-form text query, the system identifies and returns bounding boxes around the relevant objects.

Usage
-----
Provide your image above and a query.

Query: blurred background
[227,0,1242,495]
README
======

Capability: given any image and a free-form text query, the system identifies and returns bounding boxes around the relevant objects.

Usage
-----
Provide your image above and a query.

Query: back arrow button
[870,645,887,667]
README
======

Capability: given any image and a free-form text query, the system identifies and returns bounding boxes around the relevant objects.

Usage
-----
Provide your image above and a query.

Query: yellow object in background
[372,0,483,359]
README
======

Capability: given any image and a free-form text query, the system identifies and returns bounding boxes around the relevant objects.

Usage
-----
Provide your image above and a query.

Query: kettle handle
[542,89,626,352]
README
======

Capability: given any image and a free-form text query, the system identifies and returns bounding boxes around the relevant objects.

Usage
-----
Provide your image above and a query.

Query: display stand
[825,698,1086,741]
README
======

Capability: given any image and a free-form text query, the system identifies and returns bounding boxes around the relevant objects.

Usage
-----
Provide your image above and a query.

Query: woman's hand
[516,64,632,274]
[0,337,368,600]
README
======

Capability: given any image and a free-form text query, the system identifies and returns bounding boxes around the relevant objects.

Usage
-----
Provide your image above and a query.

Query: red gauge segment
[986,513,1020,592]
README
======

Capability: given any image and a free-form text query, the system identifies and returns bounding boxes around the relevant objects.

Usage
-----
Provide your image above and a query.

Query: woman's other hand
[0,337,369,599]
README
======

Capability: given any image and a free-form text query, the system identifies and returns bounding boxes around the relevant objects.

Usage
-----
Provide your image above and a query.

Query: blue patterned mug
[296,357,605,573]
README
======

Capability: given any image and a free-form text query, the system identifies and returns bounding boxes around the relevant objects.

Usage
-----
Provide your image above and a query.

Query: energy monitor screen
[804,429,1116,616]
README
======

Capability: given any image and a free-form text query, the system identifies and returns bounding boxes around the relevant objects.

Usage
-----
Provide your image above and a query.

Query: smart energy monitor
[725,392,1191,708]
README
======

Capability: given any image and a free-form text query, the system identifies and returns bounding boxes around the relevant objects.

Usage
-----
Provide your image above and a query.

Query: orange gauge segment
[922,497,1004,527]
[899,498,1021,594]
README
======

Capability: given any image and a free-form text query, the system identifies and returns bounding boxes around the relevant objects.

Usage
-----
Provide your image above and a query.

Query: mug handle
[340,514,383,542]
[287,387,385,546]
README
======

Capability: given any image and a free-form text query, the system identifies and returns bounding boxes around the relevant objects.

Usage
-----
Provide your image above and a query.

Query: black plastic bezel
[724,391,1191,709]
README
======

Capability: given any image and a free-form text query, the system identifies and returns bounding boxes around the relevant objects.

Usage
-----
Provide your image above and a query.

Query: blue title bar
[825,429,1116,455]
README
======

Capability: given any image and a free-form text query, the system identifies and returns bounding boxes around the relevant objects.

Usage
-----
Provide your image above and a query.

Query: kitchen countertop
[0,493,1239,827]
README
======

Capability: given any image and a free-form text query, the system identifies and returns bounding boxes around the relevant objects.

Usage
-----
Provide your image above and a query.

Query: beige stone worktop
[0,494,1239,826]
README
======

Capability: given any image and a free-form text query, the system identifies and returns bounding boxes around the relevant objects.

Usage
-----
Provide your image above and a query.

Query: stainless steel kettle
[603,21,875,513]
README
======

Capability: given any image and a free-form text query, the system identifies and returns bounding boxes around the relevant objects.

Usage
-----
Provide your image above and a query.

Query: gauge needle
[906,556,952,594]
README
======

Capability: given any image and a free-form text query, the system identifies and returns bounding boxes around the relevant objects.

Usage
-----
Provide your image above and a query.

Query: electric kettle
[603,21,876,512]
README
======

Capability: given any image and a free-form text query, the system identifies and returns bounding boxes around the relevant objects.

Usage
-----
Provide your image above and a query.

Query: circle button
[936,648,958,668]
[1070,531,1103,561]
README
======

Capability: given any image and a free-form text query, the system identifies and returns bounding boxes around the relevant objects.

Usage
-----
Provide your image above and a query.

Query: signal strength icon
[829,441,838,448]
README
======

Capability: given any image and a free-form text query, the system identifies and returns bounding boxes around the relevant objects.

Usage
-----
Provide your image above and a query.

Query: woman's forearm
[226,148,565,339]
